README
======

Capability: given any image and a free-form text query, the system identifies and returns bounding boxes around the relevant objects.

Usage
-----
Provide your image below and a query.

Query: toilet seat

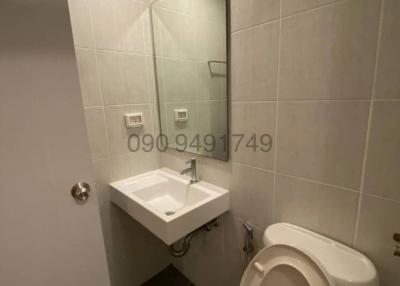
[240,244,334,286]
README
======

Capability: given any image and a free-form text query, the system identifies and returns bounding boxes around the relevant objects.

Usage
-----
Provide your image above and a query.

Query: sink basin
[110,168,230,245]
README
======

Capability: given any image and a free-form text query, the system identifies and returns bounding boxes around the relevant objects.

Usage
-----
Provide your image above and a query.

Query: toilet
[241,223,379,286]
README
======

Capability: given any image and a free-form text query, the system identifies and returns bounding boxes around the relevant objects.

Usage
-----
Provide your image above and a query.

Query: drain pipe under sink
[169,218,220,257]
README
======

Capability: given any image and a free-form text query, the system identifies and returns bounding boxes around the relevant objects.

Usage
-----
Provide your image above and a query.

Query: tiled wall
[68,0,170,285]
[164,0,400,285]
[69,0,399,285]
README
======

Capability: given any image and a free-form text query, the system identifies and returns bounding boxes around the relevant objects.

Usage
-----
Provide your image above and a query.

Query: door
[0,1,110,285]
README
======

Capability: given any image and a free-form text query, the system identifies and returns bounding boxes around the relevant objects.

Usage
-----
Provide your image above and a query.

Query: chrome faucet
[180,158,199,183]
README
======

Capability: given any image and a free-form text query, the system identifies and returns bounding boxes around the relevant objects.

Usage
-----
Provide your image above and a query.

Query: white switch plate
[174,109,188,122]
[124,113,144,128]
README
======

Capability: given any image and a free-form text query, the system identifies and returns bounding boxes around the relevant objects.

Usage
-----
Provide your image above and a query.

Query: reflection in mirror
[151,0,228,161]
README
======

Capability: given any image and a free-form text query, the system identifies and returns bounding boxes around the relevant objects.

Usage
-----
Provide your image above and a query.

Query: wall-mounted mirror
[151,0,228,161]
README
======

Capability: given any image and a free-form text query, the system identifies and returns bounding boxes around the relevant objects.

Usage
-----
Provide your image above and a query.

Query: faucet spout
[180,158,199,183]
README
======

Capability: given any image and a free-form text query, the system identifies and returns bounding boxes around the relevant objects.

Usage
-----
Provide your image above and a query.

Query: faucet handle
[185,158,196,165]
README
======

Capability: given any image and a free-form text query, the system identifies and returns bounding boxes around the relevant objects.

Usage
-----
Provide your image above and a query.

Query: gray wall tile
[232,22,279,102]
[231,102,276,170]
[84,107,109,160]
[282,0,337,17]
[355,195,400,286]
[364,101,400,202]
[90,0,145,53]
[375,0,400,99]
[68,0,96,48]
[277,101,370,189]
[75,48,103,106]
[97,51,150,105]
[231,0,280,31]
[231,163,274,229]
[275,174,359,245]
[279,0,380,100]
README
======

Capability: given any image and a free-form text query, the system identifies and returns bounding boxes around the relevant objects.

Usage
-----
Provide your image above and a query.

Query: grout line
[232,99,372,103]
[150,3,222,24]
[86,102,157,108]
[272,0,284,222]
[231,0,346,35]
[83,105,104,109]
[74,46,96,52]
[232,100,277,104]
[153,55,212,63]
[75,46,155,58]
[95,66,112,163]
[76,46,148,57]
[117,98,400,107]
[152,53,227,64]
[373,98,400,102]
[96,49,146,57]
[276,172,360,194]
[364,193,400,205]
[102,103,151,108]
[232,18,280,35]
[163,99,226,104]
[281,0,343,20]
[75,0,112,163]
[232,161,275,175]
[92,157,110,164]
[87,0,114,174]
[352,0,385,246]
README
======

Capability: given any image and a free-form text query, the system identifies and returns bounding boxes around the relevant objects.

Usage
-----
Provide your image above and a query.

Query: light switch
[124,113,144,128]
[174,109,188,122]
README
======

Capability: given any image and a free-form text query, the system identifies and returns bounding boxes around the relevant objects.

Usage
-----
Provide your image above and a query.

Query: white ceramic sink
[110,168,230,245]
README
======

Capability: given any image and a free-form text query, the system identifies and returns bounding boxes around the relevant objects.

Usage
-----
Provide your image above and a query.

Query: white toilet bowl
[240,223,379,286]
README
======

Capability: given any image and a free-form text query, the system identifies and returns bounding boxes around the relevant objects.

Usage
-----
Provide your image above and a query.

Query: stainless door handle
[394,246,400,257]
[71,182,91,201]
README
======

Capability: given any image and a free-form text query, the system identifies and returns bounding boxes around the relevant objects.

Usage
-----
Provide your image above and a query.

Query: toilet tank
[263,223,379,286]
